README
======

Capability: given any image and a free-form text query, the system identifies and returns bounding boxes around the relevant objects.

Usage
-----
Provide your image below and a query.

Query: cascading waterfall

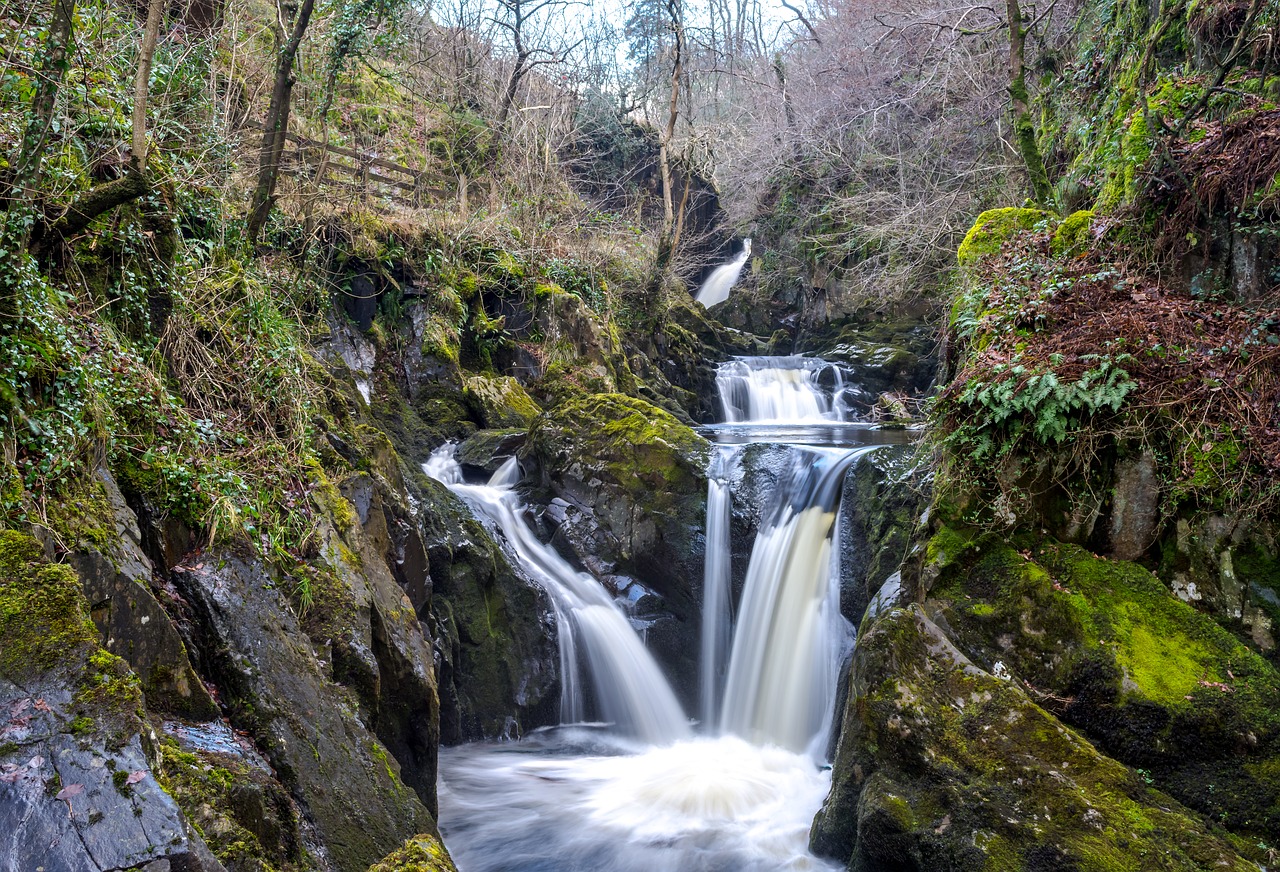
[716,356,853,423]
[424,448,690,745]
[719,447,872,755]
[699,445,741,729]
[435,353,883,872]
[694,239,752,308]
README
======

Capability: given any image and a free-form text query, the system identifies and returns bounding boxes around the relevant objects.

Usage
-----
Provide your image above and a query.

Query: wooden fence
[243,122,449,208]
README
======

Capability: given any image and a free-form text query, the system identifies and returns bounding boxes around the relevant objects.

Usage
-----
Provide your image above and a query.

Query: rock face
[526,392,711,706]
[813,603,1260,872]
[0,530,222,872]
[68,469,219,722]
[417,478,560,743]
[172,548,438,872]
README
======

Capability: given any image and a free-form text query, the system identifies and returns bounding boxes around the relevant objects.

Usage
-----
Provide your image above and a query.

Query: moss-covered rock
[415,477,559,742]
[921,527,1280,846]
[957,208,1057,266]
[526,392,711,705]
[1050,210,1095,257]
[462,374,540,429]
[0,531,217,871]
[812,604,1260,871]
[367,834,458,872]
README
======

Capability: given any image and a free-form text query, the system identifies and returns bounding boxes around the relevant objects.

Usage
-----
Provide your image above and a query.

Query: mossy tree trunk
[246,0,317,245]
[1006,0,1053,207]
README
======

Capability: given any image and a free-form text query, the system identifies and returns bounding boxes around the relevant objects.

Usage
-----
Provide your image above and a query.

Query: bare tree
[491,0,580,134]
[246,0,318,244]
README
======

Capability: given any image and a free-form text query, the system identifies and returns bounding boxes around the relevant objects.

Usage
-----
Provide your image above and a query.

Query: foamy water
[439,730,841,872]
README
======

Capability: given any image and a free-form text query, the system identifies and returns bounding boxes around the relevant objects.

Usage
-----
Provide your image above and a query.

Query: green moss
[157,735,303,870]
[0,531,100,681]
[957,208,1057,266]
[1051,210,1095,257]
[367,834,457,872]
[463,375,541,429]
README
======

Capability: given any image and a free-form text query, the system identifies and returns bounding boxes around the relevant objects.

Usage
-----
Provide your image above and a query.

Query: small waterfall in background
[700,445,741,729]
[694,238,752,308]
[424,448,690,745]
[434,353,891,872]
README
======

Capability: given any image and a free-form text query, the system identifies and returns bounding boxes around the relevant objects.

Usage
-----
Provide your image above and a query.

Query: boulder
[812,603,1259,871]
[0,530,223,872]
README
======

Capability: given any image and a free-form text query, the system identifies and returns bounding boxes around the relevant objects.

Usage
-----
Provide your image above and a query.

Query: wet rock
[918,526,1280,849]
[415,478,559,743]
[456,429,527,477]
[462,375,540,429]
[0,530,222,872]
[171,549,438,872]
[68,469,217,721]
[367,834,457,872]
[526,393,710,707]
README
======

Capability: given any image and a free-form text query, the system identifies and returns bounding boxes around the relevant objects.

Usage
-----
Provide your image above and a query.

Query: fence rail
[242,122,449,208]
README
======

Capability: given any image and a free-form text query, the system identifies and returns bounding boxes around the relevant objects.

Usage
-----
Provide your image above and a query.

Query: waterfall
[719,448,872,755]
[700,445,741,729]
[715,356,853,423]
[424,448,691,745]
[694,239,752,308]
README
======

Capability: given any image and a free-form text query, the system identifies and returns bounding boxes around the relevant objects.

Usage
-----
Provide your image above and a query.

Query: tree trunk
[656,0,684,270]
[246,0,318,245]
[1006,0,1053,206]
[132,0,165,170]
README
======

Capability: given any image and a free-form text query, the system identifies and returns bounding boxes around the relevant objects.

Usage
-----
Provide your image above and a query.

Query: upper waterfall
[695,239,752,308]
[715,356,853,424]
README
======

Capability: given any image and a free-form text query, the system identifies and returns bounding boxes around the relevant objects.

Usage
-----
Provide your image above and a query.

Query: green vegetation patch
[367,834,457,872]
[957,208,1057,266]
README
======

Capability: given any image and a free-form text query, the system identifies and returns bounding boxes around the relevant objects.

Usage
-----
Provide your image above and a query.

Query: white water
[424,448,690,745]
[695,239,752,308]
[716,356,854,424]
[439,730,839,872]
[700,445,741,728]
[719,448,872,755]
[434,352,879,872]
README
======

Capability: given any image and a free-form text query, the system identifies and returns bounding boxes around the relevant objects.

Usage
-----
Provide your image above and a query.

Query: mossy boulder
[0,531,218,872]
[368,834,457,872]
[462,374,540,429]
[415,477,559,742]
[922,527,1280,846]
[957,208,1057,267]
[812,604,1259,871]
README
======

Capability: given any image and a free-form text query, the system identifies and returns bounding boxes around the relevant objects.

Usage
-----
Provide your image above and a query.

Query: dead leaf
[56,783,84,799]
[125,770,146,785]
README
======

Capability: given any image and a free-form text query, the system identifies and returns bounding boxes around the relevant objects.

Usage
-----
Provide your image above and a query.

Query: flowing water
[434,355,884,871]
[694,239,752,308]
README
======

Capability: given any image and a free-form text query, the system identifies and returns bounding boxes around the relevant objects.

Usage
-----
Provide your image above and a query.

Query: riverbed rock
[462,375,540,429]
[812,603,1259,871]
[415,476,560,743]
[367,834,458,872]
